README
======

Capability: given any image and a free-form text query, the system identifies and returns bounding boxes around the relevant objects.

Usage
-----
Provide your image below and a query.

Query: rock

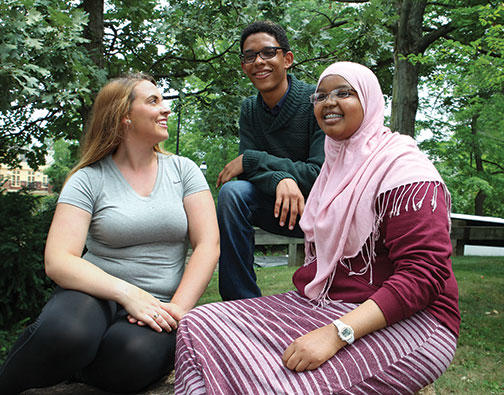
[21,371,175,395]
[415,383,436,395]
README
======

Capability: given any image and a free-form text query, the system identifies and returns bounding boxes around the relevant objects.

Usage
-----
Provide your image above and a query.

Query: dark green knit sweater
[238,74,325,198]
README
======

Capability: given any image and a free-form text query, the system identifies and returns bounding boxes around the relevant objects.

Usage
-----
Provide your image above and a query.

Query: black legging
[0,288,176,394]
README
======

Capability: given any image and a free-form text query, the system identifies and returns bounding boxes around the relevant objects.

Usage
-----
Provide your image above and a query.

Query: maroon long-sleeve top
[293,182,460,336]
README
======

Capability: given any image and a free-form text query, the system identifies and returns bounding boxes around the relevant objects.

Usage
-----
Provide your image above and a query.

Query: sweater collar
[259,75,292,116]
[255,74,311,131]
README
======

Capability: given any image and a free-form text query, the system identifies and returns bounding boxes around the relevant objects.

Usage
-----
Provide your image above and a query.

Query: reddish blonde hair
[66,73,164,181]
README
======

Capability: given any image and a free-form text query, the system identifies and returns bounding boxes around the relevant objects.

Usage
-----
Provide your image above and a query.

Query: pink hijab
[299,62,447,302]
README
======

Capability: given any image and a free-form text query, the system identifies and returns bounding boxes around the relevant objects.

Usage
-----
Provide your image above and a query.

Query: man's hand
[275,178,305,230]
[282,324,343,372]
[216,154,244,187]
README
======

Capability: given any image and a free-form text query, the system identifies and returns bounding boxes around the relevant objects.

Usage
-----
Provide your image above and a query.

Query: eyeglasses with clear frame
[240,46,285,64]
[310,88,357,105]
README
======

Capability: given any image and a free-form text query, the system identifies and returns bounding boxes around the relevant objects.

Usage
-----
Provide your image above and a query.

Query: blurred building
[0,162,52,195]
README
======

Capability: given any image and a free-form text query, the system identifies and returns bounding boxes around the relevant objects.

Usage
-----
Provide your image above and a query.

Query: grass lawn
[436,257,503,394]
[197,256,504,394]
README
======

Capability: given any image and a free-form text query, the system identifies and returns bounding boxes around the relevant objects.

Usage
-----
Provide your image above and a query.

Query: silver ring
[153,313,159,319]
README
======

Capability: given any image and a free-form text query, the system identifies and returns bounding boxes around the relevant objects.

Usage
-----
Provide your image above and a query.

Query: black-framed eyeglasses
[309,88,357,104]
[240,46,285,64]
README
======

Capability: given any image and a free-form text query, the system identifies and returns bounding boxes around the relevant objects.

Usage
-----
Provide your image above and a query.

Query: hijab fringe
[312,181,448,305]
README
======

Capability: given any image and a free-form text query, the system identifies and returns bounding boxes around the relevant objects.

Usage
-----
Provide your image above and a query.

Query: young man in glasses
[216,20,325,301]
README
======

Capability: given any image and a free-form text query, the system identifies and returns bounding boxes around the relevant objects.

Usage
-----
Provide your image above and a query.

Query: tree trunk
[79,0,105,127]
[390,0,426,137]
[83,0,104,68]
[471,114,486,216]
[474,190,486,216]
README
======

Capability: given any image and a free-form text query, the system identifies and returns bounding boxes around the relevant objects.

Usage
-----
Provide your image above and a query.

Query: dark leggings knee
[38,290,113,365]
[82,321,176,393]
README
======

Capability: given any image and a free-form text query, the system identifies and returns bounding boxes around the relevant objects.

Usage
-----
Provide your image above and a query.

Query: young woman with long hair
[0,73,219,394]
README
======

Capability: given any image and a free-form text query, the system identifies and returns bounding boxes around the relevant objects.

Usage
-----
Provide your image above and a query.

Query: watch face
[341,327,352,339]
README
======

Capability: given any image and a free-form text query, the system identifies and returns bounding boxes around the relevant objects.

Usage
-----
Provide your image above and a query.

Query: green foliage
[420,3,504,217]
[0,0,105,169]
[0,317,29,364]
[162,106,239,201]
[0,0,400,169]
[44,139,79,194]
[0,189,56,329]
[1,0,504,217]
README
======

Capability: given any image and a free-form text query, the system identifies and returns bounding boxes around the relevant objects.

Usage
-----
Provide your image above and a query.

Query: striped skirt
[175,291,456,394]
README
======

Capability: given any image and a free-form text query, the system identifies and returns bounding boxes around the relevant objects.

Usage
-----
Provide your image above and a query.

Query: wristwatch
[332,319,355,345]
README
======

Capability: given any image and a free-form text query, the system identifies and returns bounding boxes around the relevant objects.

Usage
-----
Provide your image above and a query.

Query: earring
[126,119,131,124]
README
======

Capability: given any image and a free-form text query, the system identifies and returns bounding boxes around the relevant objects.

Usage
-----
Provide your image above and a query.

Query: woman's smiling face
[127,80,170,144]
[313,74,364,141]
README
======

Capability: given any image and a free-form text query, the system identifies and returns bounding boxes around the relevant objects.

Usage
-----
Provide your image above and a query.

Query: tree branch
[151,41,238,70]
[311,10,336,25]
[310,9,349,30]
[104,22,119,58]
[292,48,342,69]
[418,21,454,53]
[322,19,349,30]
[426,2,456,9]
[161,83,215,101]
[482,159,504,173]
[330,0,369,3]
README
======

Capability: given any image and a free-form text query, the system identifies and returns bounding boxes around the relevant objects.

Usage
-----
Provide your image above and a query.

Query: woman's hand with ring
[121,285,176,333]
[150,311,176,332]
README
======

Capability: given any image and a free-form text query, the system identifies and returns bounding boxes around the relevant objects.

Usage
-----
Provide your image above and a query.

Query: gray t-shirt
[58,153,209,301]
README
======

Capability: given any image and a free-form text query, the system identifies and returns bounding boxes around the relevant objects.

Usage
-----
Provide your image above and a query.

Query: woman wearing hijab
[175,62,459,394]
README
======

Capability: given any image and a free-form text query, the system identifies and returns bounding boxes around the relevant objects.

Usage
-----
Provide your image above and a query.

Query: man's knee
[218,180,250,204]
[217,180,255,218]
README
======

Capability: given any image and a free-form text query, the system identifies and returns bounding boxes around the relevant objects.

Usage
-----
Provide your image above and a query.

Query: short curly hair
[240,21,290,53]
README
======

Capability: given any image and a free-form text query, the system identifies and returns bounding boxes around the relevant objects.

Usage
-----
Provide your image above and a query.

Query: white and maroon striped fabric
[175,291,456,394]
